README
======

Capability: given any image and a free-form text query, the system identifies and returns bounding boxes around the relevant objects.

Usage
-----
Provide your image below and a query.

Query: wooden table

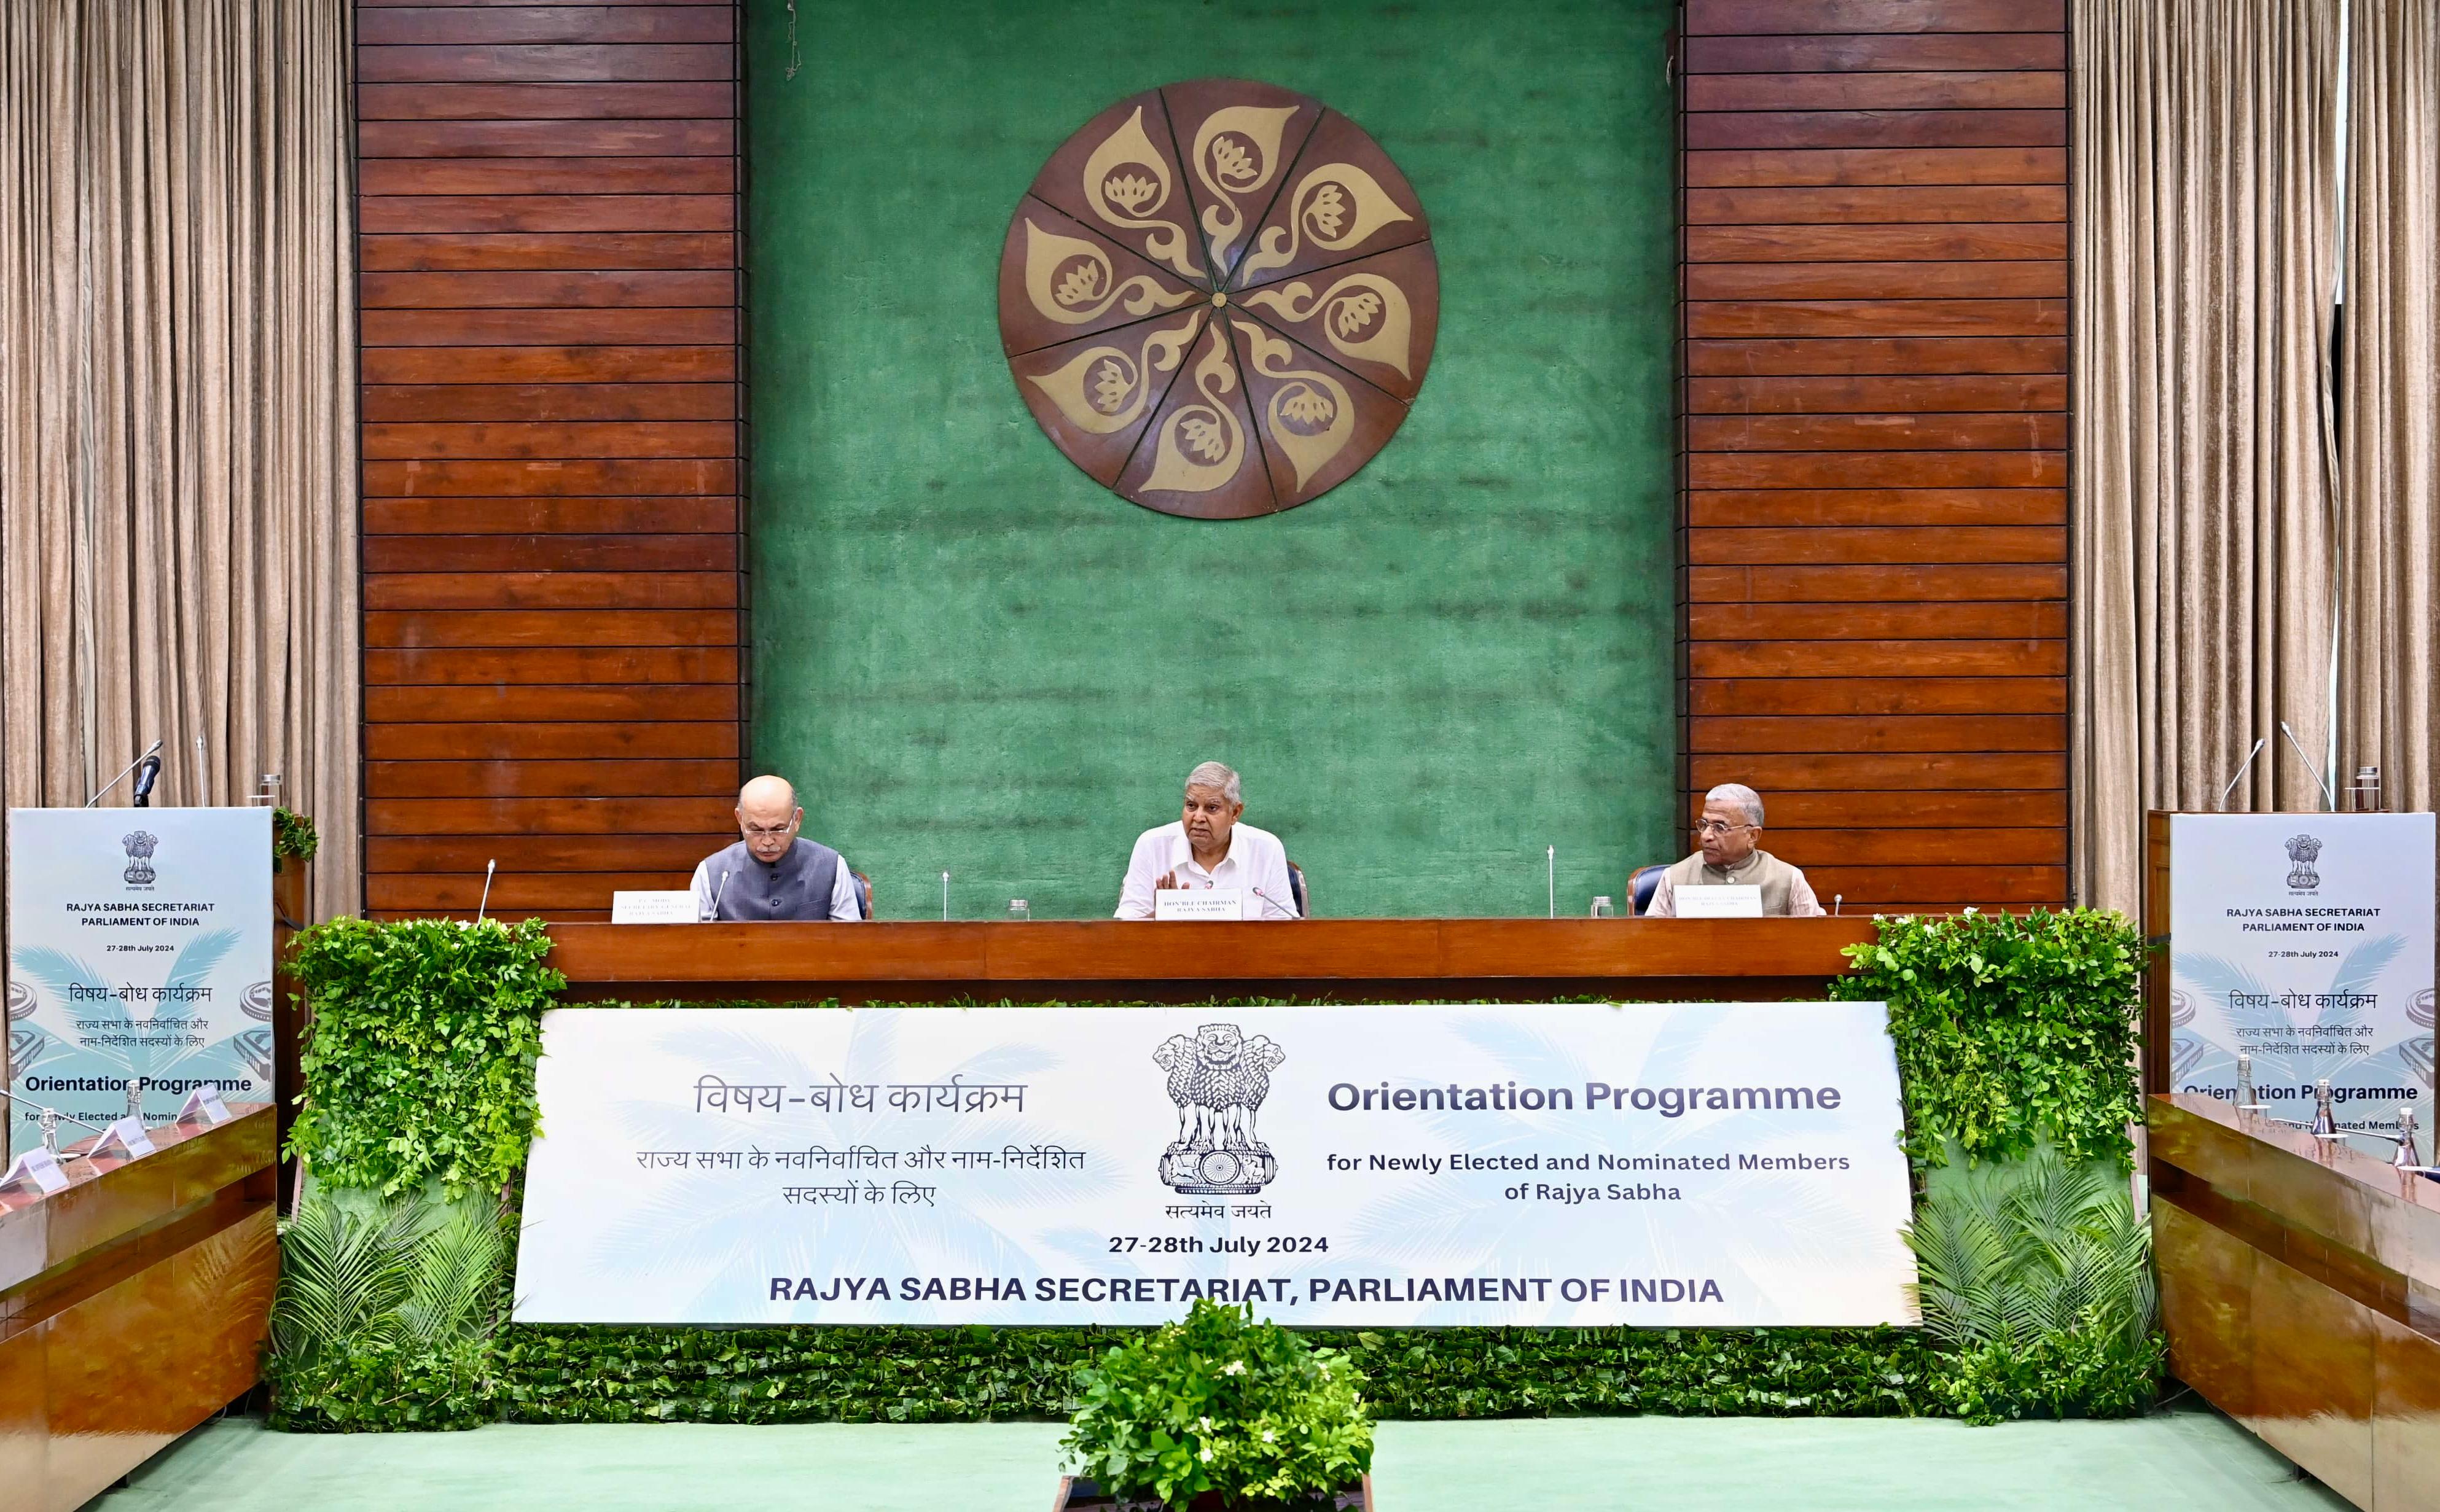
[1,1106,277,1512]
[2149,1093,2440,1512]
[544,916,1879,1003]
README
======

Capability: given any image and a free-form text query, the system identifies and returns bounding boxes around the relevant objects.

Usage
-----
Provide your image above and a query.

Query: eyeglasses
[1692,820,1752,836]
[741,820,797,838]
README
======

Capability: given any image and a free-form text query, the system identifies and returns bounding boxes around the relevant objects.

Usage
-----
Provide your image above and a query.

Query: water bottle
[1007,899,1030,921]
[1589,896,1614,919]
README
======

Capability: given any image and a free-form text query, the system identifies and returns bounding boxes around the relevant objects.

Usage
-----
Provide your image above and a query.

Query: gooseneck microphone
[130,753,163,807]
[85,739,164,807]
[708,868,733,921]
[475,859,496,924]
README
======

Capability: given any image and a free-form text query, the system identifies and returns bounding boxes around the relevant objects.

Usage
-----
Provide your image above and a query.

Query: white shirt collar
[1169,823,1243,880]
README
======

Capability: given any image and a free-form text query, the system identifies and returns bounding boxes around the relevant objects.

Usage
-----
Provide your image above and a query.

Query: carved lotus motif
[999,80,1437,519]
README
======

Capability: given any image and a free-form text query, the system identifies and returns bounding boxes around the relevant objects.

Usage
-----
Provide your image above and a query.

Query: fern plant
[266,1186,510,1431]
[1902,1136,2164,1424]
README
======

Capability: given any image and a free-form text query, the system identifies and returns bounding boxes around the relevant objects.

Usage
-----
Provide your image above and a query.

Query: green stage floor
[93,1403,2345,1512]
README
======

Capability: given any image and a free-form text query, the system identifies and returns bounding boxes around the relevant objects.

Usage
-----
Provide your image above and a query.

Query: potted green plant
[1057,1298,1376,1511]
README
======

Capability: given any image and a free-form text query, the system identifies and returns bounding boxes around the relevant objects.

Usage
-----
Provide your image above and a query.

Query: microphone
[475,859,496,924]
[1833,894,1843,917]
[131,754,163,808]
[1251,886,1300,920]
[85,739,164,807]
[706,868,733,922]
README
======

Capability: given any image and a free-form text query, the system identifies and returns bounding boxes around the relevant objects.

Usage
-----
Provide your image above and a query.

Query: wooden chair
[1286,860,1309,918]
[853,870,874,920]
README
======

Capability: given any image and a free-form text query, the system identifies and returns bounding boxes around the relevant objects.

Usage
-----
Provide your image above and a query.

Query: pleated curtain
[0,0,359,920]
[2073,0,2344,914]
[2338,0,2440,817]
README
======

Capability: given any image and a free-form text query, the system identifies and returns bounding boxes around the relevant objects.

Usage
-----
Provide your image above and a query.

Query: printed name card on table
[1,1147,70,1196]
[90,1116,156,1162]
[1674,884,1762,919]
[612,890,699,924]
[1155,888,1245,921]
[178,1084,232,1125]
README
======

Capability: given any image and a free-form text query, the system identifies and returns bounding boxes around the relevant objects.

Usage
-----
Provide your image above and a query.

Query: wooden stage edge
[544,918,1879,1002]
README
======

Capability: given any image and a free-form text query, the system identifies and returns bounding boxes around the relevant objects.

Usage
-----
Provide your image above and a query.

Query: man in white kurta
[1116,762,1300,920]
[1645,782,1824,918]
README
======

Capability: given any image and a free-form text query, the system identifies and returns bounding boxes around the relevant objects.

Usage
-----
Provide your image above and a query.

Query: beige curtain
[0,0,358,921]
[2073,0,2342,915]
[2339,0,2440,814]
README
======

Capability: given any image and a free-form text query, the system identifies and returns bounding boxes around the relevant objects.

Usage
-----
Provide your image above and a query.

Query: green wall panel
[745,0,1677,921]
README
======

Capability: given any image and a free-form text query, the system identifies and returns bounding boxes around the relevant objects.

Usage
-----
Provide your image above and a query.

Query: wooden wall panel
[358,1,743,922]
[1679,0,2070,914]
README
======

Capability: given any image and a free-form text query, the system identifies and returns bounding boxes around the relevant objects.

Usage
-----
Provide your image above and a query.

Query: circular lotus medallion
[999,79,1439,520]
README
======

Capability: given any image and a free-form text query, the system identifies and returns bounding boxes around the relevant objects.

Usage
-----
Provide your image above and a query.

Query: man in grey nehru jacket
[689,775,865,921]
[1644,782,1824,918]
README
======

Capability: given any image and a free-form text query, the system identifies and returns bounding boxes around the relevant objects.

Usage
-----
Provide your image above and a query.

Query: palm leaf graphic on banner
[12,946,122,1026]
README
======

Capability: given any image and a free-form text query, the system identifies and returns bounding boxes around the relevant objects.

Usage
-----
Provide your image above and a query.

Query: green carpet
[93,1405,2345,1511]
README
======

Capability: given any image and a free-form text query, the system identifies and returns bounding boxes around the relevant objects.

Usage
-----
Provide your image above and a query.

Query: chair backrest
[1628,863,1669,916]
[852,870,874,921]
[1286,860,1309,918]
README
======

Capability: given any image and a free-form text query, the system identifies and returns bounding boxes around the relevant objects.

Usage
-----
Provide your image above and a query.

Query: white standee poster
[7,808,275,1154]
[512,1002,1920,1327]
[2168,813,2438,1137]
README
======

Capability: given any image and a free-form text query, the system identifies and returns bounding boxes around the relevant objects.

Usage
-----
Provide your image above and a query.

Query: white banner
[513,1002,1919,1327]
[7,808,275,1155]
[2168,814,2438,1140]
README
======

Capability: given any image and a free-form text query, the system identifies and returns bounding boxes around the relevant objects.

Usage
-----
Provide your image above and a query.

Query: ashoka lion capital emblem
[1000,79,1437,520]
[2284,833,2323,890]
[1155,1023,1285,1194]
[122,830,158,886]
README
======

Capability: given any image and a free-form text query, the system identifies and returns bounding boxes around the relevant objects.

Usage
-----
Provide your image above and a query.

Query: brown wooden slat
[364,383,737,422]
[1685,261,2065,299]
[363,420,736,459]
[1750,828,2065,867]
[1691,714,2065,752]
[1684,0,2065,33]
[1689,639,2065,677]
[1685,337,2064,375]
[367,874,698,911]
[360,0,733,7]
[1685,112,2065,150]
[1688,564,2065,602]
[1687,147,2064,186]
[1687,489,2065,526]
[363,721,739,760]
[1687,186,2065,225]
[364,496,738,533]
[360,196,735,234]
[361,232,736,271]
[1689,676,2065,715]
[1686,375,2065,413]
[1691,752,2066,789]
[362,532,737,572]
[368,797,738,835]
[362,157,735,196]
[1685,72,2066,111]
[359,6,734,45]
[361,308,736,345]
[357,82,734,120]
[356,45,735,83]
[1702,789,2070,827]
[364,646,740,685]
[361,346,735,383]
[359,119,735,158]
[1688,524,2065,561]
[1686,223,2067,260]
[1689,451,2063,488]
[367,758,741,798]
[1688,601,2067,639]
[361,459,737,495]
[1686,299,2063,338]
[362,270,735,309]
[1687,413,2065,450]
[363,608,737,646]
[1684,34,2067,72]
[364,571,738,610]
[366,834,729,873]
[365,684,739,721]
[1788,866,2065,904]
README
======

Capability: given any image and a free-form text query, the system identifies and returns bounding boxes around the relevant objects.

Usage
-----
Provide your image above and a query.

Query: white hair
[1705,782,1764,827]
[1185,761,1242,806]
